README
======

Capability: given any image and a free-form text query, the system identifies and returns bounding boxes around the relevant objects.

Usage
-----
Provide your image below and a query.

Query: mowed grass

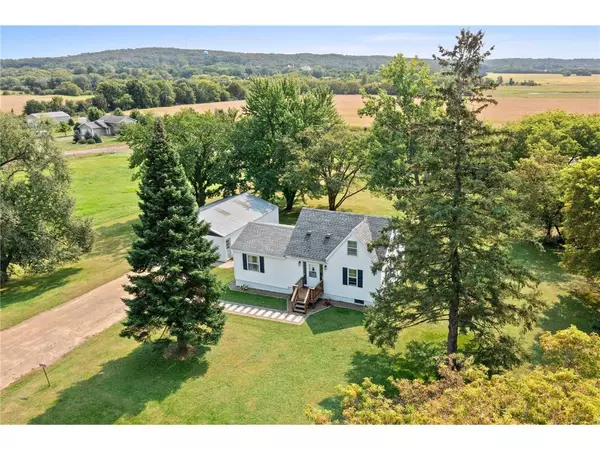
[0,151,396,328]
[0,308,449,424]
[0,154,139,329]
[2,241,598,424]
[213,267,287,310]
[55,135,126,152]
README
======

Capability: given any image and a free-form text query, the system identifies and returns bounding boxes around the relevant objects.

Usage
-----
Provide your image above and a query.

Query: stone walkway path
[219,301,305,325]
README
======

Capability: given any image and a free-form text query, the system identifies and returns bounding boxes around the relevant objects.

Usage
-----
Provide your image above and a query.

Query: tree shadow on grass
[538,291,600,334]
[306,307,365,335]
[510,242,571,284]
[29,344,209,424]
[91,219,137,262]
[314,341,445,422]
[0,267,83,309]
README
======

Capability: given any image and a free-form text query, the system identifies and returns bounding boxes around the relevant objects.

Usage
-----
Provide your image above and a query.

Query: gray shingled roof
[284,208,389,262]
[100,115,136,125]
[81,121,103,130]
[231,222,294,257]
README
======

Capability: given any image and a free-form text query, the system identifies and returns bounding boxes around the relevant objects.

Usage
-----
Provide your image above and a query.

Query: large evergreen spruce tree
[365,30,544,362]
[121,119,225,356]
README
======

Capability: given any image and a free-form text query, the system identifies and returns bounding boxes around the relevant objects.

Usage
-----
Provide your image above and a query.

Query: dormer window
[347,240,358,256]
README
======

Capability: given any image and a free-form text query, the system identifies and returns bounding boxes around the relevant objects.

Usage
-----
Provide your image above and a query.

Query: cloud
[366,32,439,42]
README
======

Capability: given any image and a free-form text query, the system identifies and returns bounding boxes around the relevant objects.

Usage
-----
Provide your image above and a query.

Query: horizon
[2,26,599,60]
[4,45,600,62]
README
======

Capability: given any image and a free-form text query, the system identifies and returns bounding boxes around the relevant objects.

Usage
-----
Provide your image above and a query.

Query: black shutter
[259,256,265,273]
[342,267,348,285]
[242,253,248,270]
[358,270,363,288]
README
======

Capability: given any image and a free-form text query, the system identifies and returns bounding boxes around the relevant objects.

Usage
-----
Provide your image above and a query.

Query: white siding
[232,250,301,294]
[323,231,382,305]
[207,235,226,262]
[221,227,245,260]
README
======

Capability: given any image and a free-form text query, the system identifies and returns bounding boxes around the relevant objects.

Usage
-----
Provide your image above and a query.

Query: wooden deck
[290,277,324,314]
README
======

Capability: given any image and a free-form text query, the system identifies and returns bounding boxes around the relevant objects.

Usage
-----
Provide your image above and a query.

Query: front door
[305,262,322,288]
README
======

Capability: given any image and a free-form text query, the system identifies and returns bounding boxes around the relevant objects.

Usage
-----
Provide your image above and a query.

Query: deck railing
[290,276,304,309]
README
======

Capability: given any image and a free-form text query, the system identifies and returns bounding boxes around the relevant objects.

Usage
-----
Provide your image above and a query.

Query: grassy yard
[0,308,449,424]
[0,154,139,329]
[2,241,598,424]
[213,268,287,310]
[55,135,125,152]
[0,153,396,329]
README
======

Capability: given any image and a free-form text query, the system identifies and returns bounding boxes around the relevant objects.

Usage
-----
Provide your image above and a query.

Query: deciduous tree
[236,77,340,210]
[0,113,93,285]
[560,155,600,278]
[308,327,600,424]
[308,127,372,211]
[56,120,71,136]
[360,55,439,202]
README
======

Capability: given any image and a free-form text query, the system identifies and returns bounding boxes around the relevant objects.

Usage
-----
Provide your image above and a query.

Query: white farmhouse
[198,193,279,262]
[232,208,389,313]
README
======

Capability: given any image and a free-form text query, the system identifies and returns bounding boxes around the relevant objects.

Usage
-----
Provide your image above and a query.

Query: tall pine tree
[121,119,225,357]
[365,30,544,362]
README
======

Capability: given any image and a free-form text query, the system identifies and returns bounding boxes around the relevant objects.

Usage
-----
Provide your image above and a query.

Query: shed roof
[231,223,294,257]
[197,193,278,237]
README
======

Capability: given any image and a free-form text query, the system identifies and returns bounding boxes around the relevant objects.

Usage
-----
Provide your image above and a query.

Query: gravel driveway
[0,275,129,390]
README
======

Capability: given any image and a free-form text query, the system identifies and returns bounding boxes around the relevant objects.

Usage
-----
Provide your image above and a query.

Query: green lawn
[0,154,139,329]
[0,308,449,424]
[3,241,597,424]
[55,135,124,151]
[214,267,287,310]
[0,153,397,329]
[2,219,599,423]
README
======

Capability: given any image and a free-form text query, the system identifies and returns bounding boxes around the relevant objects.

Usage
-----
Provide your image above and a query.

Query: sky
[1,26,599,60]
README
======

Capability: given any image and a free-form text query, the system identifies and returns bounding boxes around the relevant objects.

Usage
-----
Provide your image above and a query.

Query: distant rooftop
[28,111,70,119]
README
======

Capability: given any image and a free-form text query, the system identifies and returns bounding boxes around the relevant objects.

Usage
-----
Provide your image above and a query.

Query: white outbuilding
[198,193,279,262]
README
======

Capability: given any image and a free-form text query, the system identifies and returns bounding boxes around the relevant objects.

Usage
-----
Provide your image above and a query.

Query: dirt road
[0,275,129,390]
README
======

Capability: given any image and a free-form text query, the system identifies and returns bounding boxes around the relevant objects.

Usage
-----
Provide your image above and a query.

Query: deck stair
[290,277,323,314]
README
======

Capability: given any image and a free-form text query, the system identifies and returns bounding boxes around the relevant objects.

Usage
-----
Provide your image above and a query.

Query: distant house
[27,111,71,128]
[79,115,136,137]
[232,208,390,312]
[197,193,279,262]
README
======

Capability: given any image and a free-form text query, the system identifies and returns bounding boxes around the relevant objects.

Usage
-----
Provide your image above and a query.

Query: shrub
[93,134,102,143]
[85,138,95,144]
[78,138,87,144]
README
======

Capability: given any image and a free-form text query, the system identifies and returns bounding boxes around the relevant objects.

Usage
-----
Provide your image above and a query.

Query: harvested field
[133,96,373,127]
[479,97,600,124]
[139,100,246,116]
[134,94,598,127]
[0,95,92,114]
